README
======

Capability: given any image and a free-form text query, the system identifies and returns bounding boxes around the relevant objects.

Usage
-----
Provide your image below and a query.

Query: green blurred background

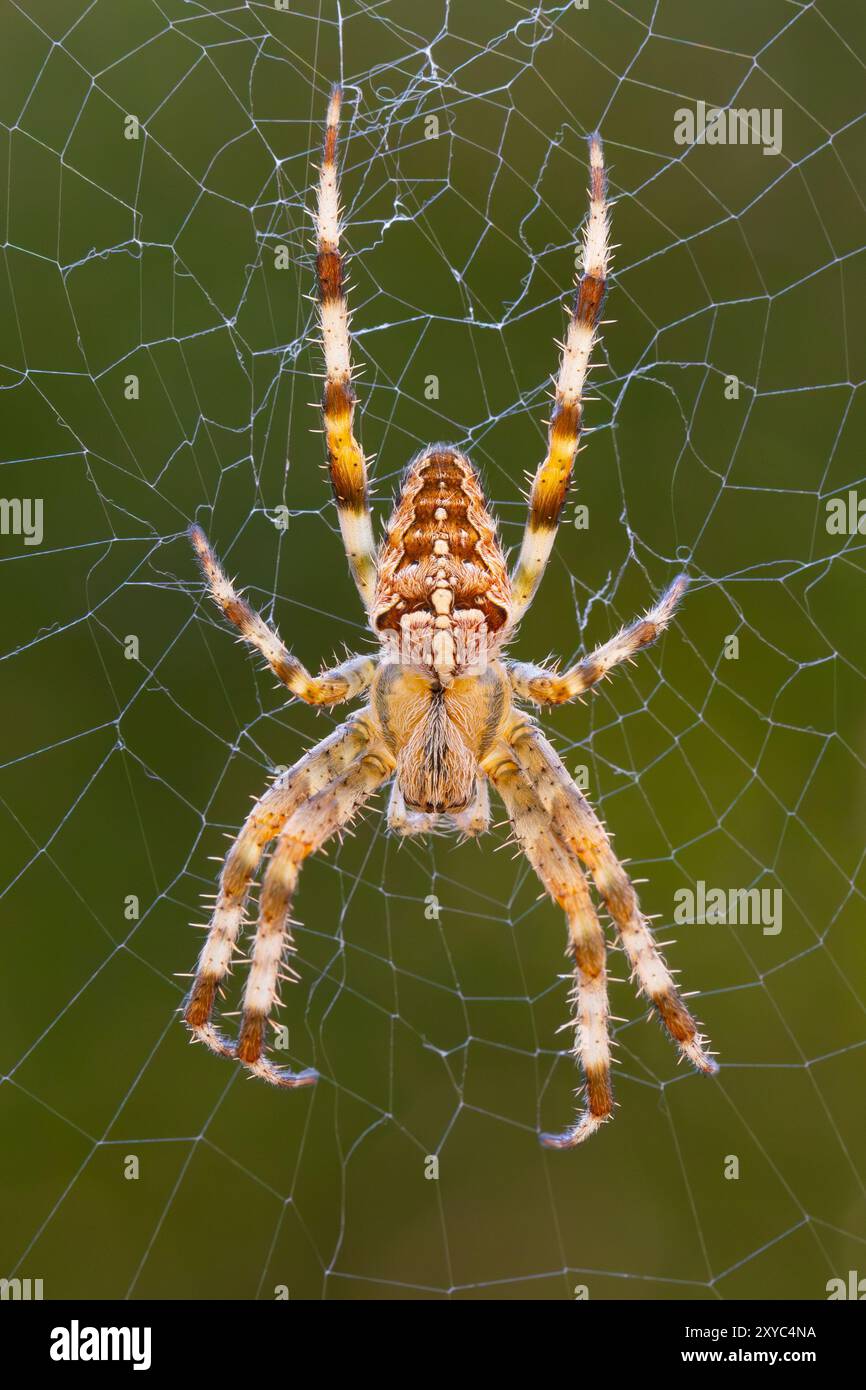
[1,0,864,1300]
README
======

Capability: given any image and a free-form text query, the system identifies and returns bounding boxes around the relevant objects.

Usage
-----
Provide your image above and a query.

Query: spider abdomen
[373,446,512,640]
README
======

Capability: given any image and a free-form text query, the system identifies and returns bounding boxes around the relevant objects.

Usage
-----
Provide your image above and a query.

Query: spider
[183,87,718,1147]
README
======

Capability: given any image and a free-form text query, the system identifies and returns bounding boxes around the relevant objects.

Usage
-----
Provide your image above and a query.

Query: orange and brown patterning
[373,447,511,656]
[183,85,718,1147]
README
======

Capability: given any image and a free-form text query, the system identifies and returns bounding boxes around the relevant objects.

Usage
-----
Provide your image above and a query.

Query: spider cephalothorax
[183,87,717,1147]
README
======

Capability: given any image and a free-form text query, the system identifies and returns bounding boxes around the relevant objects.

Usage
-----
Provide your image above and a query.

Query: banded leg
[315,86,377,609]
[235,743,394,1083]
[482,746,613,1146]
[508,575,688,705]
[505,719,718,1075]
[510,134,609,623]
[190,524,375,705]
[184,713,375,1062]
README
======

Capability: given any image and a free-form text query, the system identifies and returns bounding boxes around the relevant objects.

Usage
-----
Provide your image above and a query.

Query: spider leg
[509,133,609,625]
[315,86,377,610]
[235,742,394,1084]
[183,712,376,1064]
[508,575,687,705]
[504,719,718,1075]
[481,745,613,1146]
[190,524,375,705]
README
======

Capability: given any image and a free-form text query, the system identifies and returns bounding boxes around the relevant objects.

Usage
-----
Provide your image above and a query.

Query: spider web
[1,0,865,1301]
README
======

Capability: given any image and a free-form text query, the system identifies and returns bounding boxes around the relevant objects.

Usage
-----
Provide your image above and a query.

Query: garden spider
[183,87,718,1147]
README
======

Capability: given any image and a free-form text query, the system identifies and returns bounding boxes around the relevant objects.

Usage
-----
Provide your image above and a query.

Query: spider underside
[183,87,718,1147]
